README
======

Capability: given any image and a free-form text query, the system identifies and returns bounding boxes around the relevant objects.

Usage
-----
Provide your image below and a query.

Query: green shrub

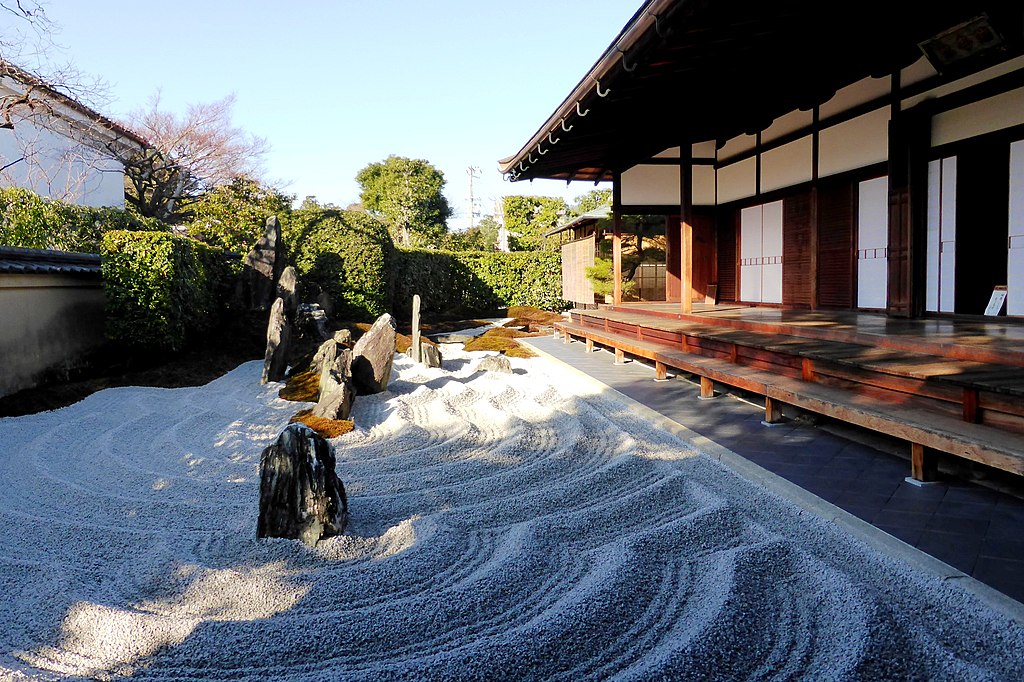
[0,187,165,253]
[102,231,234,350]
[391,248,567,318]
[285,208,392,321]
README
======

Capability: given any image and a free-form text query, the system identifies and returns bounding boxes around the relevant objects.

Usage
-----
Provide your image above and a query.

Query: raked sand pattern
[1,345,1023,681]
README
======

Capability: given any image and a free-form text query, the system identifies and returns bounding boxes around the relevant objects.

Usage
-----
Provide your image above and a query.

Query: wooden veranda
[555,304,1024,483]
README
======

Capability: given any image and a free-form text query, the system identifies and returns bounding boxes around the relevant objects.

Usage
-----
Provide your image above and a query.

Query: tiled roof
[0,246,100,275]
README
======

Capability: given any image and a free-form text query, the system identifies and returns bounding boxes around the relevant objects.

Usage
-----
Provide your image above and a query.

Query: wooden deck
[555,304,1024,482]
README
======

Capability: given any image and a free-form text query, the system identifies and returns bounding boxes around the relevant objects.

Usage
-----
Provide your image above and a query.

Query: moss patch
[290,409,355,438]
[279,370,321,402]
[463,333,536,358]
[506,306,563,325]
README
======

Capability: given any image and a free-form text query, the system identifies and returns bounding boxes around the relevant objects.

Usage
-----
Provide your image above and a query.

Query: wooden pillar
[613,172,623,305]
[655,360,668,381]
[698,376,715,400]
[680,146,693,314]
[585,338,595,353]
[810,106,820,310]
[614,348,626,365]
[762,396,784,426]
[911,443,939,482]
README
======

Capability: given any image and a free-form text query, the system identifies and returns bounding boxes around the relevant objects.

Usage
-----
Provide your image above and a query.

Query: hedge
[391,248,567,318]
[285,208,392,321]
[102,231,235,350]
[0,187,165,253]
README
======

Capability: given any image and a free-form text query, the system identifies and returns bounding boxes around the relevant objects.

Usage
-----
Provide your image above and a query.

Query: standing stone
[411,294,422,363]
[261,297,291,384]
[351,313,396,395]
[319,348,352,399]
[240,216,285,311]
[419,342,443,368]
[313,368,355,421]
[277,265,299,317]
[257,423,348,546]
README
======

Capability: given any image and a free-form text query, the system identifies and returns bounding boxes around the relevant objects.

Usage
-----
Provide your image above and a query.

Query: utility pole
[466,165,481,229]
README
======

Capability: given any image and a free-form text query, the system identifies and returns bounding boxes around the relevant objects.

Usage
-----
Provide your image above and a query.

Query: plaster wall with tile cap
[0,247,105,397]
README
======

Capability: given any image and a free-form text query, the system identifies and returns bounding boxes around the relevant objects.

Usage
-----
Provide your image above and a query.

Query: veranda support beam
[762,396,784,426]
[911,443,939,483]
[679,145,693,315]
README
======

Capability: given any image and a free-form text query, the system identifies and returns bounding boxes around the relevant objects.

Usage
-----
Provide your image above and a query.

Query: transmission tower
[466,165,481,229]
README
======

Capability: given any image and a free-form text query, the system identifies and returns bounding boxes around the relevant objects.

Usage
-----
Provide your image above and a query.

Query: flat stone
[476,355,512,374]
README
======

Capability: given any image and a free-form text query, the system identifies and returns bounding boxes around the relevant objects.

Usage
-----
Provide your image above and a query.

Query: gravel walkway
[0,347,1022,680]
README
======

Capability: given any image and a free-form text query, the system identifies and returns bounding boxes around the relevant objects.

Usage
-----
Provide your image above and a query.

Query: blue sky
[40,1,637,229]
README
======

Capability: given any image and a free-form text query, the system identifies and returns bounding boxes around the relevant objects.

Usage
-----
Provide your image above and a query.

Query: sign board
[985,286,1008,316]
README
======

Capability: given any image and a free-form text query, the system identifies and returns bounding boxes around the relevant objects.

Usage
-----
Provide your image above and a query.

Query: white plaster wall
[903,54,1024,111]
[0,115,125,207]
[692,140,716,158]
[1008,140,1024,315]
[621,164,680,206]
[819,108,890,178]
[901,56,939,89]
[931,86,1024,148]
[821,75,891,120]
[716,156,757,204]
[719,133,757,160]
[693,165,715,206]
[762,109,813,144]
[760,137,813,193]
[654,147,680,158]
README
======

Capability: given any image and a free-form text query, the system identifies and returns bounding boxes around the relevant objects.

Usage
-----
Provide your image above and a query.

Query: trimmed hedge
[286,208,392,321]
[392,248,567,318]
[0,187,165,253]
[102,231,235,350]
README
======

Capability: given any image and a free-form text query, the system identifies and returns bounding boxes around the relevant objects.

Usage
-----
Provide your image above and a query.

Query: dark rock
[313,367,355,421]
[261,297,291,384]
[257,423,348,546]
[296,303,331,341]
[351,313,396,395]
[477,355,512,374]
[277,265,299,316]
[240,216,285,311]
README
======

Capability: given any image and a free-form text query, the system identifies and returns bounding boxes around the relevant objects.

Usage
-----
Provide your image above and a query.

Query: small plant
[585,257,635,300]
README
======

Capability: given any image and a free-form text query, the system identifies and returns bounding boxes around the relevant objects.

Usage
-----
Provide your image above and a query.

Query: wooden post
[911,443,939,482]
[411,294,422,363]
[680,145,693,314]
[963,388,979,423]
[762,396,784,426]
[614,348,626,365]
[698,376,715,400]
[655,361,668,381]
[586,338,594,353]
[613,217,623,305]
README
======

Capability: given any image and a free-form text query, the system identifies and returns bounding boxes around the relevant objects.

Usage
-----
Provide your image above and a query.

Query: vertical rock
[241,216,285,311]
[261,297,291,384]
[351,313,396,395]
[277,265,299,318]
[257,423,348,546]
[411,294,422,364]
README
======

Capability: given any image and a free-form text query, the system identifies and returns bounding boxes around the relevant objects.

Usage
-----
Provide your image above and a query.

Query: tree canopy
[356,155,452,248]
[571,188,612,216]
[119,93,270,223]
[188,177,293,254]
[501,195,566,251]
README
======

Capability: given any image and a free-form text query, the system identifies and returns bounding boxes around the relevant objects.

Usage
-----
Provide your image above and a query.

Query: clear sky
[37,1,638,230]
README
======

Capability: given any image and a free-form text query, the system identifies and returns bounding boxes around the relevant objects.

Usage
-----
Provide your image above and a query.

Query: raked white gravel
[1,344,1023,681]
